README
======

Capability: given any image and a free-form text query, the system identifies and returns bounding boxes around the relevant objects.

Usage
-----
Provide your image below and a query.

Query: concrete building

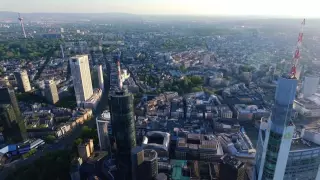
[219,155,245,180]
[97,65,104,91]
[294,94,320,118]
[78,139,94,161]
[218,105,233,119]
[233,104,270,122]
[175,134,224,162]
[83,89,102,109]
[131,147,158,180]
[219,128,256,160]
[142,131,170,158]
[44,79,59,104]
[14,70,31,92]
[302,76,319,98]
[69,55,93,107]
[255,76,298,180]
[96,110,111,152]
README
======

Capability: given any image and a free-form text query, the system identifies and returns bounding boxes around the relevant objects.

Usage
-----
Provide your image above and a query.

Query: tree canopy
[6,150,72,180]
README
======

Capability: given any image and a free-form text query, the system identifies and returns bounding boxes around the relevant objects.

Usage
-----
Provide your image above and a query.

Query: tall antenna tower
[18,13,27,38]
[60,44,65,59]
[290,19,305,79]
[116,55,123,90]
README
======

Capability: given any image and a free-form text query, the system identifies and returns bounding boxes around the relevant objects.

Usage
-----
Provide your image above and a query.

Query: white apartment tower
[69,55,93,107]
[14,70,31,92]
[44,79,59,104]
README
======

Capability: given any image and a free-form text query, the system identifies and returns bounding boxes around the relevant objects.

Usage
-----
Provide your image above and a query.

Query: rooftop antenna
[18,13,27,38]
[116,54,123,90]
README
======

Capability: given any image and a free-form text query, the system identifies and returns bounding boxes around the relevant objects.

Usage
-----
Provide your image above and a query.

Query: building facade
[302,76,319,98]
[96,110,111,152]
[131,147,158,180]
[255,77,298,180]
[110,90,136,180]
[219,155,245,180]
[14,70,31,92]
[0,104,26,143]
[44,80,59,104]
[0,88,27,143]
[69,55,93,107]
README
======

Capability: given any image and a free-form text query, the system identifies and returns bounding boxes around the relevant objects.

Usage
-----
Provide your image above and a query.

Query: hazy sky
[1,0,318,17]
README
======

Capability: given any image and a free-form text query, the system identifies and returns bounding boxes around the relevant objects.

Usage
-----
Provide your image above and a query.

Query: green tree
[44,135,56,144]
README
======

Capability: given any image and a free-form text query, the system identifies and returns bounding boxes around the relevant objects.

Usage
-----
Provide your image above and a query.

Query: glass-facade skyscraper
[110,90,136,180]
[0,88,27,143]
[256,76,298,180]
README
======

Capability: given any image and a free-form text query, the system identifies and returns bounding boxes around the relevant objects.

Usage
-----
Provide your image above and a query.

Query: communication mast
[289,19,305,78]
[18,13,27,38]
[116,55,123,90]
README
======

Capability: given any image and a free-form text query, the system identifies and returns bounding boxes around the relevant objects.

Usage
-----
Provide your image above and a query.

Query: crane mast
[290,19,305,78]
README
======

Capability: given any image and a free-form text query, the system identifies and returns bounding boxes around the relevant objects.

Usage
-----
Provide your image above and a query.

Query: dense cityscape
[0,9,320,180]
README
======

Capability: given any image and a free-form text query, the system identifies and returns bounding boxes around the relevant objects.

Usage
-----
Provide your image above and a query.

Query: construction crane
[289,19,305,79]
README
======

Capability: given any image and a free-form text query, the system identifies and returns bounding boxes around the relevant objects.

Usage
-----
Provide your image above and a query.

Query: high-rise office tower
[255,76,298,180]
[0,104,26,142]
[69,55,93,107]
[131,147,158,180]
[0,88,27,142]
[110,90,136,180]
[14,70,31,92]
[219,155,245,180]
[0,88,21,117]
[97,65,104,91]
[302,76,319,98]
[96,110,111,152]
[44,80,59,104]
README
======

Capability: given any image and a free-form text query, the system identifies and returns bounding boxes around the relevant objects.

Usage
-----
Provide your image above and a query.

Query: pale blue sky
[1,0,318,17]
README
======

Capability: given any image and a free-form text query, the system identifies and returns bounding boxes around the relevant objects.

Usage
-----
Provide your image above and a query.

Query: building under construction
[109,89,136,180]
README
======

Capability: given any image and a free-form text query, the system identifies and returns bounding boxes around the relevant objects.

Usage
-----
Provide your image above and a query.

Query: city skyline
[1,0,318,18]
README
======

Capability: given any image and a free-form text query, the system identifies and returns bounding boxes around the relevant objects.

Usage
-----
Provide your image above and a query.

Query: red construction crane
[290,19,305,78]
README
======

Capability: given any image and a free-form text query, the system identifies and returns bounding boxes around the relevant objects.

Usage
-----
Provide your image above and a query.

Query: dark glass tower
[0,88,21,116]
[110,90,136,180]
[0,88,27,142]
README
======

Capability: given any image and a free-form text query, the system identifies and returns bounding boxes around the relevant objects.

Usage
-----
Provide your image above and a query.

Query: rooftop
[290,138,320,151]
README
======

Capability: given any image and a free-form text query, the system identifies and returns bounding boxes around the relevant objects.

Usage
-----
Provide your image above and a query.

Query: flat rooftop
[290,138,320,151]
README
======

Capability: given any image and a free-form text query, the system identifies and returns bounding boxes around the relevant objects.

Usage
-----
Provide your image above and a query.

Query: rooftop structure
[219,128,256,160]
[233,104,270,121]
[175,134,223,162]
[142,131,170,158]
[83,89,102,109]
[219,155,245,180]
[294,93,320,117]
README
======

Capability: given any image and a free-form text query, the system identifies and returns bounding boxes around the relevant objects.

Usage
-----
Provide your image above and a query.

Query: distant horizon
[1,0,318,18]
[0,11,312,19]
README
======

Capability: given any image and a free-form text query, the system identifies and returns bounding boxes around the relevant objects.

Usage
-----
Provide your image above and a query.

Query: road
[0,119,96,180]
